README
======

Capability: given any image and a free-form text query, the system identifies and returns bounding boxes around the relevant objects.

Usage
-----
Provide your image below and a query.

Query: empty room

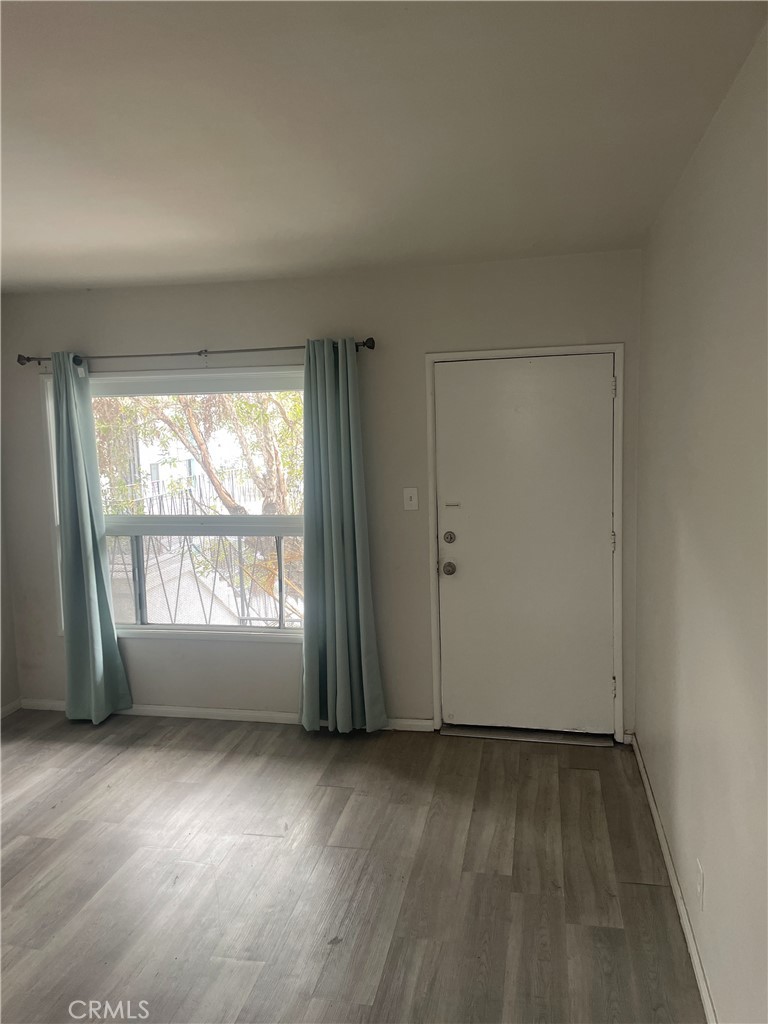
[1,3,766,1023]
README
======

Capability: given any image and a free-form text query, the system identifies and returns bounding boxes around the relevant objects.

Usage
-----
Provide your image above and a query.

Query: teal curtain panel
[52,352,132,724]
[301,338,388,733]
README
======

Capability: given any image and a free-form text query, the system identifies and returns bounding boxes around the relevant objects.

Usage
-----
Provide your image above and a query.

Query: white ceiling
[2,2,765,290]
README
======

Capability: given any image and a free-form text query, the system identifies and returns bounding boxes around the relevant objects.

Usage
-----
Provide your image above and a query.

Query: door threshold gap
[439,724,614,747]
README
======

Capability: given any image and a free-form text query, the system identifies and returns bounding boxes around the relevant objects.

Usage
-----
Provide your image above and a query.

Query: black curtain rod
[17,337,376,367]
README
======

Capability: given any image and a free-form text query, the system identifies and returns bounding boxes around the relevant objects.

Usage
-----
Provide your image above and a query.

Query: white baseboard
[387,718,435,732]
[1,698,22,719]
[630,734,717,1024]
[18,699,435,733]
[123,703,300,724]
[19,698,65,712]
[19,698,298,723]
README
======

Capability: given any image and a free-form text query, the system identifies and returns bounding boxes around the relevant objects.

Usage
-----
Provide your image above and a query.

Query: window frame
[45,365,305,641]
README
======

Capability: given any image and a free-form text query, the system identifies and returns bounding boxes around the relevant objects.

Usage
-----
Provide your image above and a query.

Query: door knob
[443,561,457,576]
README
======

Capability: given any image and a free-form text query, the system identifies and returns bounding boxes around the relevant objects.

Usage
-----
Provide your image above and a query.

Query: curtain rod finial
[360,337,375,350]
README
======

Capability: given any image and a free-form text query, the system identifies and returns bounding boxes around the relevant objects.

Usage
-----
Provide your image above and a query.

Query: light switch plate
[403,487,419,511]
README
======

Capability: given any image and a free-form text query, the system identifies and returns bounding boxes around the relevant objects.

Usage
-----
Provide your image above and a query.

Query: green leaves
[92,390,304,517]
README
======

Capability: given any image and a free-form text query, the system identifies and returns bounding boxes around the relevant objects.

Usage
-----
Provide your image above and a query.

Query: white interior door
[435,353,616,734]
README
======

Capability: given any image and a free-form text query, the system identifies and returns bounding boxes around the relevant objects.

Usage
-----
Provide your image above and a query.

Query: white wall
[1,250,641,723]
[1,521,20,711]
[635,30,767,1024]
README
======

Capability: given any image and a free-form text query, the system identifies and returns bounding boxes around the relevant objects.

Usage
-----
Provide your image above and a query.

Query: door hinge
[612,676,617,699]
[611,376,618,398]
[611,530,616,553]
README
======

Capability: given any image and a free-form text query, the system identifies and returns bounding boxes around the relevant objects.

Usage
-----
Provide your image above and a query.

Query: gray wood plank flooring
[1,712,705,1024]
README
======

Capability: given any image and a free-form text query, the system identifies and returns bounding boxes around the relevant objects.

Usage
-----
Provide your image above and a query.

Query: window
[48,367,304,635]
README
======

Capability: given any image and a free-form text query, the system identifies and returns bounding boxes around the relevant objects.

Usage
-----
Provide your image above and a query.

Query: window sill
[116,626,304,644]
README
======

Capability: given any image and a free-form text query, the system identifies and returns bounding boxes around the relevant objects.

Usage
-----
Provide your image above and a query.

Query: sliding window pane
[141,535,284,628]
[283,536,304,629]
[106,536,137,624]
[106,534,304,630]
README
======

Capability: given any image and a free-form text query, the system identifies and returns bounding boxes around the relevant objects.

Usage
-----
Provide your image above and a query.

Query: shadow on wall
[636,478,767,1001]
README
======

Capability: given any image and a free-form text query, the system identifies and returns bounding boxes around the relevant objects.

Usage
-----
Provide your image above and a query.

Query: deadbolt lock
[443,531,456,544]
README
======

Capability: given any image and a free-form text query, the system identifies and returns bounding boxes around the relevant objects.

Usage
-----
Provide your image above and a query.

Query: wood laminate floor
[1,711,705,1024]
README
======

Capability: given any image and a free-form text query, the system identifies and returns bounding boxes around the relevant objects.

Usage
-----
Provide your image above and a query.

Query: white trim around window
[116,625,304,643]
[89,366,304,397]
[104,515,303,538]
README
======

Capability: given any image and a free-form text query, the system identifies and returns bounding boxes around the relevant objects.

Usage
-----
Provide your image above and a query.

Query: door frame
[426,343,625,741]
